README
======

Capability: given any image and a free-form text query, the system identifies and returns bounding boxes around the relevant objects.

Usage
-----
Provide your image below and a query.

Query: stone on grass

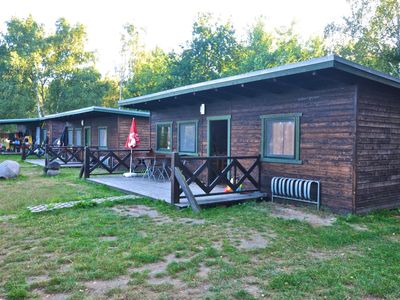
[47,161,61,170]
[46,169,60,176]
[0,160,20,179]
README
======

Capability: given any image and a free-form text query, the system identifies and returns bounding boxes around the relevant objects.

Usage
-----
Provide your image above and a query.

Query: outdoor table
[132,155,171,181]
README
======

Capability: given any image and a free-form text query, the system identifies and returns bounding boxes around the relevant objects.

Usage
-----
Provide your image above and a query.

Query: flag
[125,118,140,149]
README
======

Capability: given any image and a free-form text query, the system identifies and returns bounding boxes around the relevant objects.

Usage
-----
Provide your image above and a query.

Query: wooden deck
[87,175,266,206]
[25,159,82,168]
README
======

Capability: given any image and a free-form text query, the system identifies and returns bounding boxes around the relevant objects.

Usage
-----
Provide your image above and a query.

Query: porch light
[81,120,84,126]
[200,103,206,115]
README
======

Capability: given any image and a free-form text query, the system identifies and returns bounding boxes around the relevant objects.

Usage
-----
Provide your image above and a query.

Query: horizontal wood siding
[150,85,357,212]
[117,116,150,149]
[356,84,400,212]
[66,116,119,148]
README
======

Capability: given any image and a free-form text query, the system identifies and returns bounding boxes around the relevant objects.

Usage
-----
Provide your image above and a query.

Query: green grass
[0,155,122,214]
[1,156,400,299]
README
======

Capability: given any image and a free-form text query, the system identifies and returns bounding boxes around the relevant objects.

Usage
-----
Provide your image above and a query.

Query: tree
[0,16,97,117]
[126,47,174,96]
[239,19,326,73]
[325,0,400,76]
[173,13,243,85]
[46,68,108,112]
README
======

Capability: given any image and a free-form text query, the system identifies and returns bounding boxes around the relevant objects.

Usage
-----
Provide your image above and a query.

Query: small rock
[46,169,60,176]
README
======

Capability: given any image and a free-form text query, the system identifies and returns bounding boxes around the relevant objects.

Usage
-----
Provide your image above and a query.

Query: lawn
[1,156,400,299]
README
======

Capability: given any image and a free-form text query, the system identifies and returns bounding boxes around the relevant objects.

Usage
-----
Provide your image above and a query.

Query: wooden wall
[60,115,149,149]
[46,120,65,143]
[150,85,357,212]
[117,116,150,149]
[355,83,400,212]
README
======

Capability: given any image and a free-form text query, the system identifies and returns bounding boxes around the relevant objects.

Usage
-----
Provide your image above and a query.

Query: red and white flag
[125,118,140,149]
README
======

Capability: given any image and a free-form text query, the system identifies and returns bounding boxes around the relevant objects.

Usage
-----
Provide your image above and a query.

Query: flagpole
[129,148,133,173]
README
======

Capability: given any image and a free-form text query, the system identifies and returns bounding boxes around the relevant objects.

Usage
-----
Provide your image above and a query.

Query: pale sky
[0,0,350,76]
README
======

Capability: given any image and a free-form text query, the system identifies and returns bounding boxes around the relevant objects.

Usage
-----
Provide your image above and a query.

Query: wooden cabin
[119,55,400,213]
[0,106,150,150]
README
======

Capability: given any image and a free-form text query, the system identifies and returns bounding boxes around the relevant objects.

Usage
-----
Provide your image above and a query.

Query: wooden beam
[174,166,201,213]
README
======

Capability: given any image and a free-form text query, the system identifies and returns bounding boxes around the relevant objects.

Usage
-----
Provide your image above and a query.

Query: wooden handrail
[171,152,261,204]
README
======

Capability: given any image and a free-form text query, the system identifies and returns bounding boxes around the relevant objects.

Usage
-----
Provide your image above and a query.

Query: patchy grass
[1,157,400,299]
[0,155,122,214]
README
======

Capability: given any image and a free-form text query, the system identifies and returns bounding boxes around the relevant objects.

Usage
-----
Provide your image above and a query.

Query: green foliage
[325,0,400,76]
[0,16,115,118]
[124,15,327,97]
[46,67,107,112]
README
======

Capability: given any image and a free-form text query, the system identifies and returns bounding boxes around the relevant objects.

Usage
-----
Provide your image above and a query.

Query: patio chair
[143,158,156,180]
[153,158,170,181]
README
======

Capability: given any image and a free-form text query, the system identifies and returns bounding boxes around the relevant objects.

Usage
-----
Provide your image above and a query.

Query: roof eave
[118,57,336,107]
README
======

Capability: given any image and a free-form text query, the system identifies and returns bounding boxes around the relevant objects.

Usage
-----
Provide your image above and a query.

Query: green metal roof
[118,55,400,107]
[44,106,149,120]
[0,117,42,125]
[0,106,149,125]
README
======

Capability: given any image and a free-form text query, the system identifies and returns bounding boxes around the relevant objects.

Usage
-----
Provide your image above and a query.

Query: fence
[79,147,152,178]
[170,152,261,204]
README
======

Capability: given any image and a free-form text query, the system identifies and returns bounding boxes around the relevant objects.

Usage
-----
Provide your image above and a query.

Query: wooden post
[21,143,26,161]
[170,152,180,204]
[174,167,200,213]
[257,154,261,191]
[83,146,91,179]
[44,145,49,168]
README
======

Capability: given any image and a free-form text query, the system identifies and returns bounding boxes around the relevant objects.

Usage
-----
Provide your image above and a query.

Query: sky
[0,0,350,76]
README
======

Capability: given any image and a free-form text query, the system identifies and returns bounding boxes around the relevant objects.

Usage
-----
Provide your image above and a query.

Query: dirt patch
[238,233,269,250]
[99,235,118,242]
[309,246,360,261]
[27,274,49,285]
[33,289,71,300]
[147,276,185,287]
[0,214,16,222]
[84,275,130,296]
[244,284,263,298]
[271,205,336,227]
[131,253,192,277]
[175,284,211,299]
[348,223,369,231]
[110,205,205,225]
[197,262,211,278]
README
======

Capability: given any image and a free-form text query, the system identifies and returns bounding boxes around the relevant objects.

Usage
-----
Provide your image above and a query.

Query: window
[84,127,91,146]
[98,127,107,148]
[42,129,47,144]
[261,113,302,164]
[178,121,198,154]
[156,122,172,152]
[74,128,82,146]
[67,128,73,146]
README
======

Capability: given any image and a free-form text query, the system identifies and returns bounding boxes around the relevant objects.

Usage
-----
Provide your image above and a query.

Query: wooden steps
[174,191,268,208]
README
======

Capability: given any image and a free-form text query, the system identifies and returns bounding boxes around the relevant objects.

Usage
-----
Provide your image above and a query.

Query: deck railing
[21,144,46,160]
[79,147,152,178]
[171,152,261,204]
[45,145,86,166]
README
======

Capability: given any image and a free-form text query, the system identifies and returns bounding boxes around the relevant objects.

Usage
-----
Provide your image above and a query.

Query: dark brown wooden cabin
[119,55,400,213]
[0,106,150,150]
[43,106,150,149]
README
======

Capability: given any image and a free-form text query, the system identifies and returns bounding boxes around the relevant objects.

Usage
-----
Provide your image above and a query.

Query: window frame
[98,126,108,149]
[177,120,198,156]
[84,126,91,147]
[260,113,302,164]
[67,128,74,146]
[155,122,173,153]
[74,128,82,146]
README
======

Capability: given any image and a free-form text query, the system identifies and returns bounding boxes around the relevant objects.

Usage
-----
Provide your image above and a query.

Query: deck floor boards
[87,175,266,205]
[25,159,82,168]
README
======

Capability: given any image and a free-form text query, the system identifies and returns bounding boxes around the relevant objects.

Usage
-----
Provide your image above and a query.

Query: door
[207,116,231,182]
